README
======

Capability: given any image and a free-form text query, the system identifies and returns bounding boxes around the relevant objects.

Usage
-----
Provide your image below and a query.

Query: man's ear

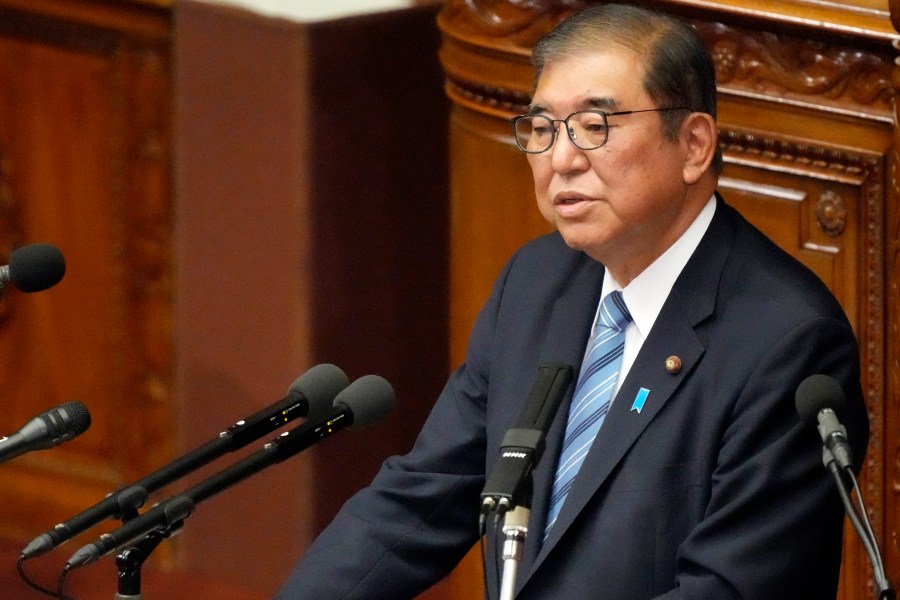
[681,112,718,185]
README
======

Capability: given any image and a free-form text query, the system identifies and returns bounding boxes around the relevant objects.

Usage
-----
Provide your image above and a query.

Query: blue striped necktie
[545,290,632,535]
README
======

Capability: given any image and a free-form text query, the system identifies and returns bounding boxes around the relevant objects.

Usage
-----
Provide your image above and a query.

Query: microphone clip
[480,428,544,515]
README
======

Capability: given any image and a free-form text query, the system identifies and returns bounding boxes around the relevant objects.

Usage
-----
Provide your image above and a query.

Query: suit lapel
[534,317,705,559]
[518,197,735,592]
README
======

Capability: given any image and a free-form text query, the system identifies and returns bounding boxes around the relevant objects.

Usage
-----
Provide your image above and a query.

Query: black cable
[56,563,75,600]
[849,472,884,575]
[16,555,78,600]
[479,512,492,600]
[847,469,894,598]
[493,511,505,599]
[828,462,894,599]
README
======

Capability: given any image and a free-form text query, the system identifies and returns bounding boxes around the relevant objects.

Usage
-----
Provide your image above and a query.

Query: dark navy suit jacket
[276,198,869,599]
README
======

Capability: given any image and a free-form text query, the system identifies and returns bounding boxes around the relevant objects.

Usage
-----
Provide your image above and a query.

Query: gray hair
[532,4,722,172]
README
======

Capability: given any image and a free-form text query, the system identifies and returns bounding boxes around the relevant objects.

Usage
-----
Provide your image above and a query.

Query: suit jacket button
[665,356,682,374]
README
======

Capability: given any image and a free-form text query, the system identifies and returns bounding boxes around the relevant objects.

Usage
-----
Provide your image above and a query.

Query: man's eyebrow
[586,97,618,110]
[525,97,619,115]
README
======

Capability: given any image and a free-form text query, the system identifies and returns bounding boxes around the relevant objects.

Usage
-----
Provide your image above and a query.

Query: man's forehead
[535,48,644,85]
[530,51,646,112]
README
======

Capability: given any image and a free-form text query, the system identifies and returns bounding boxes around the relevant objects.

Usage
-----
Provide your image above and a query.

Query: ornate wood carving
[698,22,894,120]
[817,190,848,236]
[885,30,900,586]
[439,0,582,50]
[119,42,175,480]
[0,0,173,544]
[441,1,896,122]
[719,129,875,181]
[0,144,20,325]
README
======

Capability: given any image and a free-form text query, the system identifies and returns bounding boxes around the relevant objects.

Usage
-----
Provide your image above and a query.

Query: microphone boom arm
[67,405,358,568]
[21,363,349,560]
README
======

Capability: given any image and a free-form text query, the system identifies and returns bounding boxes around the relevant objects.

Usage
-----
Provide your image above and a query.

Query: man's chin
[557,225,596,252]
[557,226,613,264]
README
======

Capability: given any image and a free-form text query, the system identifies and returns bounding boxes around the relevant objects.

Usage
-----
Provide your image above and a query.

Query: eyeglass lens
[513,112,610,153]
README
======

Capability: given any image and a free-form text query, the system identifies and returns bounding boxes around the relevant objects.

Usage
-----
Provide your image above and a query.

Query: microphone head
[795,374,846,425]
[57,401,92,438]
[288,364,349,422]
[33,401,92,450]
[9,243,66,292]
[334,375,395,429]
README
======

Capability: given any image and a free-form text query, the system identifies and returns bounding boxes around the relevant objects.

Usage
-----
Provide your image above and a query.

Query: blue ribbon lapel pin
[631,387,650,413]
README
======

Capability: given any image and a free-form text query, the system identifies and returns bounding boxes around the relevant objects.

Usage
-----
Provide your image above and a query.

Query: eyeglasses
[509,107,690,154]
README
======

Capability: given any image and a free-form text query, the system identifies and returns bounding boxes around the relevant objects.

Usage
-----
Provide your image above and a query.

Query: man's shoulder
[491,231,599,299]
[716,201,848,321]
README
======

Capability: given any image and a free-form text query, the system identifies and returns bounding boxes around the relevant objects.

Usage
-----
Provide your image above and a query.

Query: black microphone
[480,363,573,514]
[0,243,66,295]
[0,401,91,465]
[795,373,853,470]
[21,363,348,560]
[65,374,395,568]
[795,374,895,599]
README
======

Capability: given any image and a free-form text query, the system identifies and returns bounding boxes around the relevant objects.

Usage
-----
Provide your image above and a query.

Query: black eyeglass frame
[508,106,691,154]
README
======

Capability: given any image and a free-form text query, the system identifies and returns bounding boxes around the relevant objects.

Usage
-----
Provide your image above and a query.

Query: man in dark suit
[275,4,869,599]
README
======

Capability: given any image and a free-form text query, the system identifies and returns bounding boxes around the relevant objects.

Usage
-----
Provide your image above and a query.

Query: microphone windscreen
[335,375,395,429]
[795,374,846,425]
[9,243,66,292]
[58,401,92,437]
[288,364,350,422]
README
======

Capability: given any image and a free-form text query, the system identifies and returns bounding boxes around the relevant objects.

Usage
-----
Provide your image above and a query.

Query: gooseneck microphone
[479,363,572,600]
[0,401,91,464]
[0,243,66,295]
[65,374,395,568]
[481,362,574,515]
[21,363,348,560]
[795,374,894,599]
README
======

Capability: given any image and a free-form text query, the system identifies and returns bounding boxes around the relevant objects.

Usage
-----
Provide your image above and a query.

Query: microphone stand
[499,504,529,600]
[824,448,895,600]
[496,475,533,600]
[101,402,354,599]
[63,406,363,599]
[56,514,180,600]
[114,529,170,600]
[479,363,573,600]
[89,499,165,600]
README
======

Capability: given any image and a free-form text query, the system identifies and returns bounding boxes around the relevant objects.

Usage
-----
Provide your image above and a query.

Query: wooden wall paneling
[302,7,451,535]
[438,1,898,598]
[175,2,450,596]
[0,0,451,596]
[889,91,900,600]
[0,0,173,566]
[886,0,900,592]
[173,4,319,590]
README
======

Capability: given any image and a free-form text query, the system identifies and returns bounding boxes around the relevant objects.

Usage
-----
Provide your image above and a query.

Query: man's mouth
[554,193,591,206]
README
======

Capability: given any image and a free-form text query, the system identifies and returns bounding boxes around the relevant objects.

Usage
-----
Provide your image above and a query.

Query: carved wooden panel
[0,0,173,555]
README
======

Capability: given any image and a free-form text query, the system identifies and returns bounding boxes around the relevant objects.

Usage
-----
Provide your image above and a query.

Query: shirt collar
[601,194,717,337]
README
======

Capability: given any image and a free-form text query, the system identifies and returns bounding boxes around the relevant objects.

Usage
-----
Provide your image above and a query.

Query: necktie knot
[599,290,632,332]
